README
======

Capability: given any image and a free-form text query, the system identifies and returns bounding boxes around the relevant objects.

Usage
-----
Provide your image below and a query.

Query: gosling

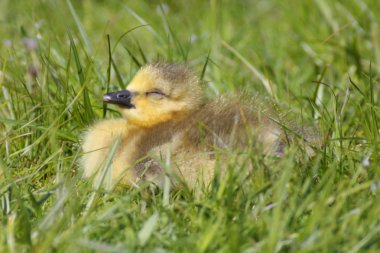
[81,63,285,189]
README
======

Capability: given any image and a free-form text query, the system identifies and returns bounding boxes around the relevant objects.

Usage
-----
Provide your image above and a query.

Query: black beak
[103,90,135,108]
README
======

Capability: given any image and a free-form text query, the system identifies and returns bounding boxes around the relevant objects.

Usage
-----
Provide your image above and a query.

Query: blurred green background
[1,0,380,252]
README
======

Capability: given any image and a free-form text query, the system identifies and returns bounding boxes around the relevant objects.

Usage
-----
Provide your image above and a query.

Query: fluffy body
[81,63,283,189]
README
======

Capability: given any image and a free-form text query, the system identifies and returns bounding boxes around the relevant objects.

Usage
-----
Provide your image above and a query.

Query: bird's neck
[124,109,200,159]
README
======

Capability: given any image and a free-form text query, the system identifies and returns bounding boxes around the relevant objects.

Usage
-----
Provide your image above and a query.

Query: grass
[0,0,380,252]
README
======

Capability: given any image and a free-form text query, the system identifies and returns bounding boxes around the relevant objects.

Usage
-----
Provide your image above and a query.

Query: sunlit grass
[1,0,380,252]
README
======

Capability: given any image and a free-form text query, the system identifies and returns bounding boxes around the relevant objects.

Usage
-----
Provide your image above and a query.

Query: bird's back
[175,94,280,152]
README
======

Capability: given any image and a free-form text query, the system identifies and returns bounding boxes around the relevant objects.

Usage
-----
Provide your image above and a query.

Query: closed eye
[146,90,166,96]
[145,90,167,100]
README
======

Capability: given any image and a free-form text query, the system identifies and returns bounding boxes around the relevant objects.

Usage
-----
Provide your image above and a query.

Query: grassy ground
[1,0,380,252]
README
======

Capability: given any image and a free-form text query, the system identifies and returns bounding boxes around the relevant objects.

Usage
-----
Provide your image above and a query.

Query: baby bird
[81,63,284,189]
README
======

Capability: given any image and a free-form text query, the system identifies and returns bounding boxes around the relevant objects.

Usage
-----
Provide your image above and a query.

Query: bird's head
[103,63,203,128]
